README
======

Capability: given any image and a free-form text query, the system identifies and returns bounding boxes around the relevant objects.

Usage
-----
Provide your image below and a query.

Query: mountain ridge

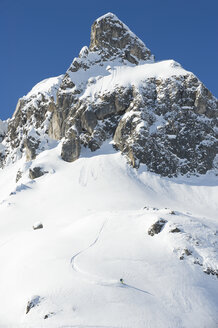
[0,12,217,177]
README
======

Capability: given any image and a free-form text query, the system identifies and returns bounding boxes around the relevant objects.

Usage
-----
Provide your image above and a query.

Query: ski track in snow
[70,218,152,296]
[0,141,217,327]
[79,164,99,187]
[70,219,108,273]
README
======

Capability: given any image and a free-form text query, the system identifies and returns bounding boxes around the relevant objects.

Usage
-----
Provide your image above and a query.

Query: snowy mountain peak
[95,12,119,22]
[0,13,217,177]
[0,13,218,328]
[64,12,154,79]
[89,12,153,64]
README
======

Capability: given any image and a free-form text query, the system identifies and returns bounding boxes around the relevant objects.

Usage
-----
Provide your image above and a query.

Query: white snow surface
[67,59,191,101]
[82,60,187,98]
[24,75,64,101]
[0,142,217,328]
[96,12,119,23]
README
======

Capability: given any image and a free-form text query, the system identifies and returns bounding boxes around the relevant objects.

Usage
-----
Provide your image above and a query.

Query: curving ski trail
[70,219,152,296]
[71,219,108,270]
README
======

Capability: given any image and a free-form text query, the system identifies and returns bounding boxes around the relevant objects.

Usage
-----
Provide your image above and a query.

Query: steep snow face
[0,142,217,327]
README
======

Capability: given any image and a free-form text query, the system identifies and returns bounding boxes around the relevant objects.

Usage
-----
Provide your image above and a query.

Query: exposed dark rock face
[0,120,7,142]
[44,312,54,319]
[61,135,81,162]
[33,222,43,230]
[16,169,23,183]
[203,267,218,278]
[179,248,192,260]
[113,75,218,175]
[89,13,153,64]
[148,218,167,236]
[0,13,217,177]
[0,75,63,167]
[170,227,181,233]
[29,167,48,179]
[25,137,40,161]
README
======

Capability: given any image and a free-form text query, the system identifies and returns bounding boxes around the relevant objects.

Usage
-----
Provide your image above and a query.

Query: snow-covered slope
[25,75,64,100]
[0,12,218,328]
[0,142,217,328]
[80,60,188,99]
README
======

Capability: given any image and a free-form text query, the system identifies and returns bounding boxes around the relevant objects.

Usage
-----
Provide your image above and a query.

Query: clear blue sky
[1,0,218,120]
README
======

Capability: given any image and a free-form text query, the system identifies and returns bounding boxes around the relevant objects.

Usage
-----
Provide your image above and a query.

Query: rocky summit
[1,12,217,176]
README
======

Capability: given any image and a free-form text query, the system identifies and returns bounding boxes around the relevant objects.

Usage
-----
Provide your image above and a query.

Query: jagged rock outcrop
[0,120,7,142]
[89,13,153,64]
[0,13,217,177]
[61,129,81,162]
[32,222,43,230]
[113,73,218,175]
[148,218,168,236]
[29,167,48,179]
[0,119,8,167]
[0,76,63,166]
[16,169,23,183]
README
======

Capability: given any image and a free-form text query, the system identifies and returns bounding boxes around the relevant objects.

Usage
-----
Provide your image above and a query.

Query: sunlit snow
[0,142,217,328]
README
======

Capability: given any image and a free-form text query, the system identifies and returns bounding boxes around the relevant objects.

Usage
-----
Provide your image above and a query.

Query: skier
[120,278,124,284]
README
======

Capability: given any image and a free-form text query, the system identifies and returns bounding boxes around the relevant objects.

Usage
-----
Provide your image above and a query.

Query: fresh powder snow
[0,141,217,328]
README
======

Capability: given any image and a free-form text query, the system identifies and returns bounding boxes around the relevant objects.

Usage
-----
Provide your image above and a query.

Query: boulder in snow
[44,312,54,319]
[29,167,48,179]
[203,267,218,278]
[33,222,43,230]
[61,134,81,162]
[170,227,181,233]
[16,169,23,183]
[148,218,167,236]
[179,248,192,260]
